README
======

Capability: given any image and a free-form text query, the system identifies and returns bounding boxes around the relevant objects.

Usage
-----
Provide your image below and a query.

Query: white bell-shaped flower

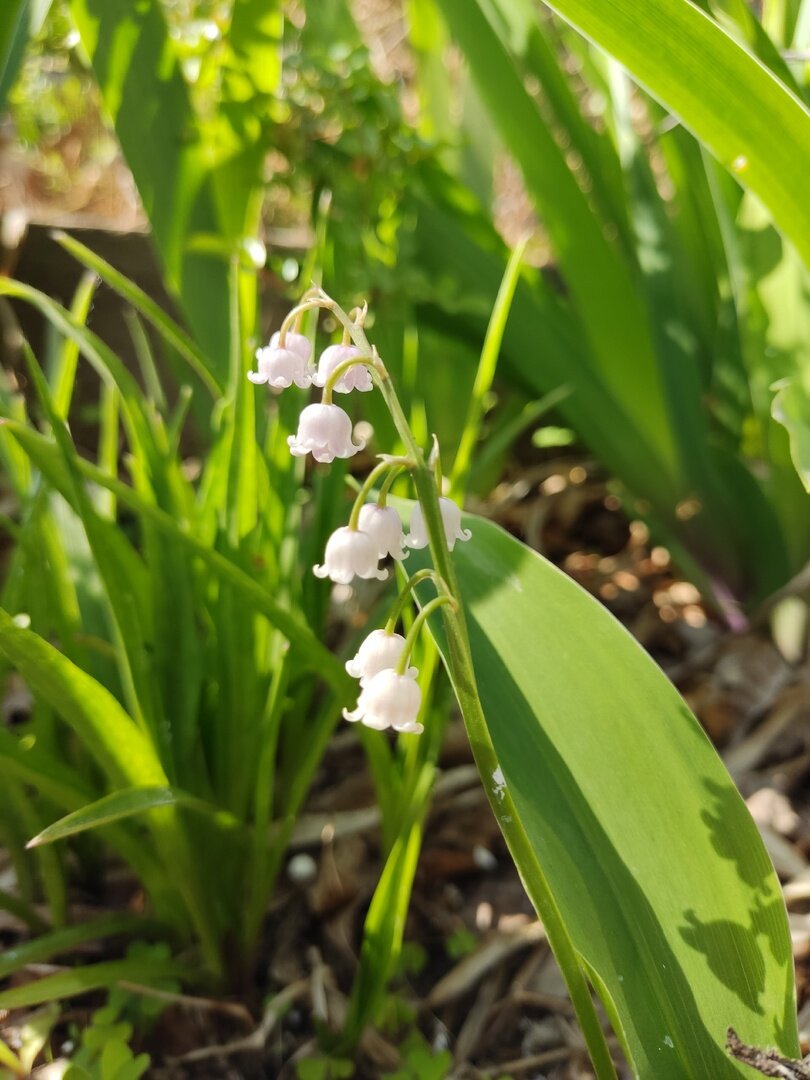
[345,629,416,686]
[358,504,409,561]
[406,497,472,552]
[313,526,387,584]
[343,669,423,734]
[287,404,365,463]
[248,343,311,389]
[312,344,373,393]
[269,330,311,361]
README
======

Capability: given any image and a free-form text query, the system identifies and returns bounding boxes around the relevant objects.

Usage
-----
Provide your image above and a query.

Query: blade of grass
[53,231,222,398]
[2,421,351,691]
[0,955,187,1011]
[27,787,242,849]
[0,914,156,979]
[450,235,528,497]
[51,271,97,421]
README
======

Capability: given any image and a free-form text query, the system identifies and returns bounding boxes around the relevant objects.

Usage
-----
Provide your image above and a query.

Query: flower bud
[313,527,387,584]
[406,497,472,552]
[345,629,416,686]
[343,669,423,734]
[358,504,408,561]
[288,403,365,462]
[312,344,373,393]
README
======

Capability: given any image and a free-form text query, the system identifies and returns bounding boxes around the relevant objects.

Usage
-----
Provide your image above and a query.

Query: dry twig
[727,1027,810,1078]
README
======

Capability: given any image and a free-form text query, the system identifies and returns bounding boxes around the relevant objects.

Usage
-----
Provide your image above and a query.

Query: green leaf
[415,516,798,1076]
[67,0,233,376]
[540,0,810,268]
[431,0,679,478]
[0,0,51,111]
[27,787,242,849]
[52,232,223,398]
[0,955,186,1010]
[772,375,810,491]
[0,609,167,790]
[0,915,154,979]
[450,235,528,496]
[27,788,179,848]
[1,421,351,693]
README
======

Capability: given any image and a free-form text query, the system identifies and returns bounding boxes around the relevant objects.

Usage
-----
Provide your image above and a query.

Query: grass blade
[0,955,187,1011]
[0,915,156,979]
[450,235,528,496]
[53,231,223,398]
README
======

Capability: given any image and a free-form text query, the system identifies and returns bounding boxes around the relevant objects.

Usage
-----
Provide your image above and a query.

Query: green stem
[348,457,413,531]
[378,464,405,507]
[321,354,376,405]
[396,595,455,674]
[385,569,445,633]
[278,299,329,346]
[330,297,619,1080]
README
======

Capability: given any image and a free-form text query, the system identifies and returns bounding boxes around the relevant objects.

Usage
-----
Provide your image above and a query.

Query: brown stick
[727,1028,810,1078]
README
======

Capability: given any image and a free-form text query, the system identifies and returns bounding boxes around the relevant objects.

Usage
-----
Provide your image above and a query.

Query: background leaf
[540,0,810,266]
[0,0,52,111]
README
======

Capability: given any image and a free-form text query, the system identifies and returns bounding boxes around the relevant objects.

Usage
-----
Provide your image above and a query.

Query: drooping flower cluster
[249,294,472,736]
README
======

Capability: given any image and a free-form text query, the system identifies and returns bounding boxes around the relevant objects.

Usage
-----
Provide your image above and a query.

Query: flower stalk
[348,457,413,531]
[385,568,445,633]
[323,291,619,1080]
[250,288,618,1078]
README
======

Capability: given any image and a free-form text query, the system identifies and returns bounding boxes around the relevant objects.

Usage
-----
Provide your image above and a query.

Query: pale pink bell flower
[357,504,409,561]
[313,526,387,584]
[248,344,311,389]
[343,669,423,734]
[345,629,417,686]
[406,497,472,552]
[312,344,373,393]
[269,330,311,360]
[287,403,365,463]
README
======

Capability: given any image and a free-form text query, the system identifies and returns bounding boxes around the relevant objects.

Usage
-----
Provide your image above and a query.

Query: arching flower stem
[320,288,618,1080]
[395,595,456,675]
[348,457,413,531]
[322,353,379,405]
[385,569,448,634]
[377,463,405,508]
[278,298,331,347]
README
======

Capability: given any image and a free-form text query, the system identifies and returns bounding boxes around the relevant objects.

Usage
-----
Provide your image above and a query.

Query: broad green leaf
[540,0,810,268]
[415,516,797,1076]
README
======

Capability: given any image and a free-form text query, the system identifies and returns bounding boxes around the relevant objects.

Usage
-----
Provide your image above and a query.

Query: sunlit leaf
[414,515,798,1077]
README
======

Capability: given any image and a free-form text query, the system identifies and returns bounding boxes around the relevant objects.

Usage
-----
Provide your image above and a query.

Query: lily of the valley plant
[249,289,471,734]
